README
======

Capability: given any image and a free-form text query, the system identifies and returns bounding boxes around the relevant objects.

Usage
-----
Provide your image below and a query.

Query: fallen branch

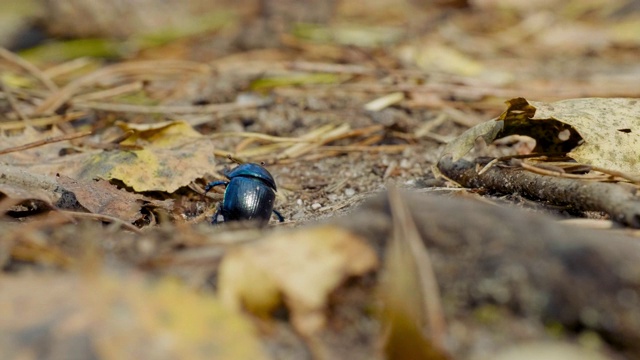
[437,156,640,227]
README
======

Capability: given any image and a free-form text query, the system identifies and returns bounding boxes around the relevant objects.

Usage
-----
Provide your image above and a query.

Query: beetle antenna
[227,154,244,165]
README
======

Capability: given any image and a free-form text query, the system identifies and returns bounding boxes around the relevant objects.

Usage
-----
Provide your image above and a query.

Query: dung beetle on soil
[204,163,284,225]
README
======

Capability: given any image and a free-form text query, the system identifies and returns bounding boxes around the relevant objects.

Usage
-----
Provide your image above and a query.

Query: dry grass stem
[0,47,58,91]
[287,61,376,75]
[210,131,308,143]
[0,112,87,131]
[42,57,96,79]
[517,159,610,181]
[35,60,210,114]
[74,99,270,114]
[0,79,30,122]
[75,82,145,101]
[415,112,447,138]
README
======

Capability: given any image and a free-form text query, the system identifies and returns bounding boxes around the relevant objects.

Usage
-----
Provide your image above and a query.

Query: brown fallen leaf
[218,225,378,335]
[56,175,148,223]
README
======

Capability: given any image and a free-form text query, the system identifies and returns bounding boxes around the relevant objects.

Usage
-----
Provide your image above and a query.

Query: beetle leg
[212,206,223,224]
[272,209,284,222]
[204,180,229,194]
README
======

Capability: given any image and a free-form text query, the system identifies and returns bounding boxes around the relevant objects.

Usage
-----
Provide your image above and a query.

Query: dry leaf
[440,97,640,174]
[531,98,640,173]
[218,225,378,334]
[0,272,268,360]
[396,42,484,77]
[78,121,215,192]
[0,164,60,207]
[56,175,146,222]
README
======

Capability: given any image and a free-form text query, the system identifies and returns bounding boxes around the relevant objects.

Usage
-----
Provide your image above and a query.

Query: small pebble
[345,188,356,197]
[311,203,322,210]
[296,199,303,206]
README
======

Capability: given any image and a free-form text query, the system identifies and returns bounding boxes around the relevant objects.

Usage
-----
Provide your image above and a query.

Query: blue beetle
[204,163,284,225]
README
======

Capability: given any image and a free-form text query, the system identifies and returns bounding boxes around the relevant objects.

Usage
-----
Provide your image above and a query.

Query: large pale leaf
[440,97,640,174]
[530,98,640,173]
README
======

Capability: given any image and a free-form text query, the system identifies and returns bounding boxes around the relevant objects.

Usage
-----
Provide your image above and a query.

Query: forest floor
[1,1,640,359]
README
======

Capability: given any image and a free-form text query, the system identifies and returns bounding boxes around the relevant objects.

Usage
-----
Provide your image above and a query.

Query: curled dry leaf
[0,164,59,210]
[440,97,640,174]
[218,225,378,335]
[0,183,55,210]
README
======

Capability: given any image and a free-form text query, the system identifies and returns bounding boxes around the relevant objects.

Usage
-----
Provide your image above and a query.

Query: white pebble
[296,199,303,206]
[345,188,356,197]
[311,203,322,210]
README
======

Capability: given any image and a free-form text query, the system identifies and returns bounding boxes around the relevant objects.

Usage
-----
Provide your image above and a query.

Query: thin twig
[0,130,92,155]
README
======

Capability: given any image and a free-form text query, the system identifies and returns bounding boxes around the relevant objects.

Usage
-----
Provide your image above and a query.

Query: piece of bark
[437,155,640,227]
[332,192,640,355]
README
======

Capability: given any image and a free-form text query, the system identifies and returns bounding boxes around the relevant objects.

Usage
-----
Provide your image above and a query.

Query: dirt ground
[2,0,640,359]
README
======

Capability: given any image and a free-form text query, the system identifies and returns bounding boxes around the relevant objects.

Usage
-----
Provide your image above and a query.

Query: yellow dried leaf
[119,120,203,148]
[78,121,215,192]
[397,42,484,77]
[607,16,640,46]
[218,226,378,334]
